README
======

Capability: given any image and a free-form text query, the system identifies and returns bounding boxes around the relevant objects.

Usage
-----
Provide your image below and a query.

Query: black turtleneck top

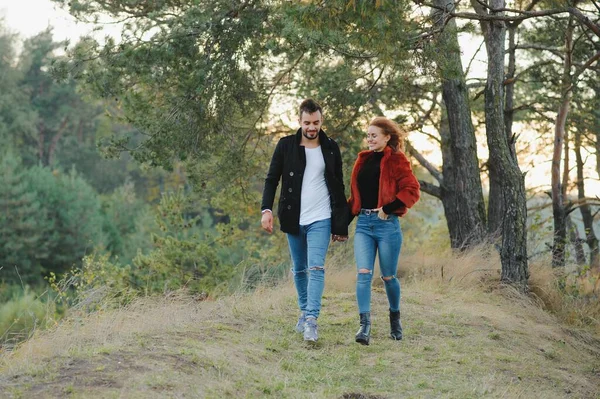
[357,151,404,214]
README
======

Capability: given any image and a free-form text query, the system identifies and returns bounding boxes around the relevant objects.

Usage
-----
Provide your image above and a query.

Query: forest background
[1,0,599,349]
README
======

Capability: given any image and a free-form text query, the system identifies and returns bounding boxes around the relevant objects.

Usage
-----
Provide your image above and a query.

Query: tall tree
[550,12,576,267]
[471,0,529,289]
[19,29,92,167]
[574,127,598,267]
[513,2,600,267]
[428,0,487,249]
[0,25,37,160]
[50,0,424,216]
[0,153,52,285]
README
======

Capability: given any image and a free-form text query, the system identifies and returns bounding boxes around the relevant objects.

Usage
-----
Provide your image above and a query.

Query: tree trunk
[473,0,528,290]
[432,0,487,249]
[38,122,46,166]
[594,84,600,181]
[567,216,586,266]
[574,127,599,267]
[504,23,518,159]
[551,15,574,268]
[47,117,69,167]
[561,113,585,265]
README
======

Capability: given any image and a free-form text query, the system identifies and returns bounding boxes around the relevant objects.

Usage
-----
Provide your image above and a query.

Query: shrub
[0,290,54,348]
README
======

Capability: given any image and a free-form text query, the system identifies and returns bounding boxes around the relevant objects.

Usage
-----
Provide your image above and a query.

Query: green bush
[26,166,107,277]
[131,190,232,295]
[0,153,53,285]
[49,253,136,312]
[101,181,154,264]
[0,290,54,348]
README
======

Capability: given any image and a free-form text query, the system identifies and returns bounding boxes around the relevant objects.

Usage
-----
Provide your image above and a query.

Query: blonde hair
[368,117,407,152]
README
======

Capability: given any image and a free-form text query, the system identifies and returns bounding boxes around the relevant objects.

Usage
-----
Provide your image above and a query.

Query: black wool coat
[261,128,349,236]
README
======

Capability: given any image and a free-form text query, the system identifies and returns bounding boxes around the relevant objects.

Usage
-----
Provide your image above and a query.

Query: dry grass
[1,247,599,398]
[529,261,600,333]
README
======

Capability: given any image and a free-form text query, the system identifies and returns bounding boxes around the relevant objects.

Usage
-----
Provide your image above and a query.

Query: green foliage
[45,2,442,288]
[47,254,136,311]
[131,189,231,295]
[25,165,106,277]
[0,149,154,289]
[0,290,54,348]
[101,181,153,264]
[49,189,242,309]
[0,30,38,162]
[50,0,425,191]
[17,29,94,167]
[0,153,52,284]
[53,0,273,171]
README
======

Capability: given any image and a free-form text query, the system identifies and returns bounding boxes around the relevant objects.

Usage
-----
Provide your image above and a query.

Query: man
[261,98,349,342]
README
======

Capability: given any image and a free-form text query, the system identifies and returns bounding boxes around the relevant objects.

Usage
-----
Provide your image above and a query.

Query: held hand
[261,211,273,234]
[332,234,348,242]
[375,208,389,220]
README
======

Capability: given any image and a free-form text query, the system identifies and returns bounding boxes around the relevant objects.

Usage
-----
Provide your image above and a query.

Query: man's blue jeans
[286,218,331,319]
[354,213,403,314]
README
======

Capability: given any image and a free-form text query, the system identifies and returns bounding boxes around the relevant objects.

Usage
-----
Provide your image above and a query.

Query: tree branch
[572,51,600,84]
[510,60,558,84]
[465,39,485,77]
[406,140,444,184]
[417,180,442,199]
[424,3,600,38]
[568,7,600,38]
[514,44,563,59]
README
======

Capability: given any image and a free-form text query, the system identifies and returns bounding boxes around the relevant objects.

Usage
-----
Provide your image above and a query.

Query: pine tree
[0,153,51,284]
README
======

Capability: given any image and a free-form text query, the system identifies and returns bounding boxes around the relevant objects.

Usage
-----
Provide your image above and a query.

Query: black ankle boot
[390,310,402,340]
[355,312,371,345]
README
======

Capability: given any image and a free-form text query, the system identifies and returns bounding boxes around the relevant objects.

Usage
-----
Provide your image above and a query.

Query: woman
[347,117,420,345]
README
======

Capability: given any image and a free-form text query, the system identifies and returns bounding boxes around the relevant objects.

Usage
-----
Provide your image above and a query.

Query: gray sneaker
[303,317,318,342]
[295,312,306,333]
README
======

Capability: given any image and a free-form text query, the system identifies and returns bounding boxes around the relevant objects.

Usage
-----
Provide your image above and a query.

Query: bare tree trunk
[47,117,69,167]
[38,122,46,166]
[76,119,84,144]
[560,112,585,265]
[504,23,518,159]
[473,0,529,290]
[551,15,574,267]
[594,84,600,181]
[432,0,487,249]
[574,127,599,267]
[567,217,586,266]
[504,0,542,159]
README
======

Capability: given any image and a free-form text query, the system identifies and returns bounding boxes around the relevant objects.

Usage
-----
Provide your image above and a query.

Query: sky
[0,0,91,42]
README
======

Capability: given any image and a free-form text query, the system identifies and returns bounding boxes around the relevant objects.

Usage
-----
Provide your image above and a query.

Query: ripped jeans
[354,213,403,314]
[286,218,331,320]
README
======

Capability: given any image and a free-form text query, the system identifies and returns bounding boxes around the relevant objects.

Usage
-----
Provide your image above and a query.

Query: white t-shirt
[300,146,331,225]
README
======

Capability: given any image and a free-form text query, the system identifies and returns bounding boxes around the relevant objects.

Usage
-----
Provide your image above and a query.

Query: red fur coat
[348,146,420,217]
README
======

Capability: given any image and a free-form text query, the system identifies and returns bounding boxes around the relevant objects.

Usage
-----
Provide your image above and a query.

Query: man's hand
[332,234,348,242]
[261,211,273,234]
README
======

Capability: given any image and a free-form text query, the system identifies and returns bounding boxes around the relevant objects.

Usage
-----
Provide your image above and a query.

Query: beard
[302,129,319,140]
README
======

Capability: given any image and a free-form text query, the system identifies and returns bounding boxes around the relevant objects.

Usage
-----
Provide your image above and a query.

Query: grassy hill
[1,248,599,398]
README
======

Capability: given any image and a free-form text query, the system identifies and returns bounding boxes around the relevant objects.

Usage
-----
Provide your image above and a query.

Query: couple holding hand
[261,99,420,345]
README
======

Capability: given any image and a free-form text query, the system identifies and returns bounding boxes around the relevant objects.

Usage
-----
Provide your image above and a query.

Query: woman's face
[366,125,389,152]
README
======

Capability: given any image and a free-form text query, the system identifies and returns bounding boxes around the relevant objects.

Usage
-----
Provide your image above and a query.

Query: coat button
[289,172,294,176]
[288,188,292,192]
[287,205,292,210]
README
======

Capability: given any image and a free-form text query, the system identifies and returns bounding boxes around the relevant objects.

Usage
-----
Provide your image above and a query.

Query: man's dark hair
[298,98,323,117]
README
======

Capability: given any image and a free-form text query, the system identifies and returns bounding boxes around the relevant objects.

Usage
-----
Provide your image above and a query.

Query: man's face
[299,111,322,141]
